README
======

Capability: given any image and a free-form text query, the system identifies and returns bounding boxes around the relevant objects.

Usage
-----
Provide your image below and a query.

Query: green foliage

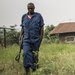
[44,25,55,39]
[0,44,24,75]
[0,26,20,46]
[0,29,3,40]
[50,35,59,43]
[6,28,20,45]
[43,25,55,43]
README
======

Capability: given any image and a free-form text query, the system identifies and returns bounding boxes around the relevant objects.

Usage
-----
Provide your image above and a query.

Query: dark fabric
[23,40,40,69]
[21,12,44,70]
[20,12,44,40]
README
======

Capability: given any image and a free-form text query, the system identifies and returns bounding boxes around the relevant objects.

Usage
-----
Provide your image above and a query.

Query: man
[20,2,44,75]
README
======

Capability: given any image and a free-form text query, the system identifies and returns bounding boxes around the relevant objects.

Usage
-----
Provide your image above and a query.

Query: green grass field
[0,43,75,75]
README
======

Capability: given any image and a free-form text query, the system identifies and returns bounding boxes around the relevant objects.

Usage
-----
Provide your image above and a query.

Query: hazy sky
[0,0,75,29]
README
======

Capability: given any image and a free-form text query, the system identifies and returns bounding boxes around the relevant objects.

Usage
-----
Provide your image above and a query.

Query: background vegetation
[1,25,75,75]
[0,25,55,47]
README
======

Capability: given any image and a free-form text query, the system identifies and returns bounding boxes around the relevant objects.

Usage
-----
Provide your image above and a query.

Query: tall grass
[0,44,24,75]
[0,43,75,75]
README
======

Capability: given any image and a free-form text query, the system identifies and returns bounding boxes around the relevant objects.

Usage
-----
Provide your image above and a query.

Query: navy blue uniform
[20,12,44,70]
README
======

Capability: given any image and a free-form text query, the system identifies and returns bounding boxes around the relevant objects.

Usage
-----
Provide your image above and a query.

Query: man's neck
[28,12,34,15]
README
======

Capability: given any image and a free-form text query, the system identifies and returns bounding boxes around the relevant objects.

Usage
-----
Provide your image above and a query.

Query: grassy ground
[0,43,75,75]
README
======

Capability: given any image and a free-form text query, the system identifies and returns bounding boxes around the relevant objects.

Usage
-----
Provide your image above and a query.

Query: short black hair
[27,3,35,8]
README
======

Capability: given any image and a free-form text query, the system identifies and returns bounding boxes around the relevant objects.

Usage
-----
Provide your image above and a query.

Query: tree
[0,29,4,46]
[44,25,55,39]
[6,25,20,45]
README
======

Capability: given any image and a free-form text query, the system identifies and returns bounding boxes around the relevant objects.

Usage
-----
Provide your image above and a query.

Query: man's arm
[39,26,44,42]
[19,14,26,41]
[19,27,24,45]
[15,27,24,62]
[39,14,44,41]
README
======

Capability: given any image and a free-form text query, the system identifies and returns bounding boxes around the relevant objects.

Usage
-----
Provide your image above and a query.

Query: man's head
[27,3,35,14]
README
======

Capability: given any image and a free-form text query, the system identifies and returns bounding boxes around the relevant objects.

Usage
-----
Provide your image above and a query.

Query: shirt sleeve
[20,14,26,27]
[40,14,44,28]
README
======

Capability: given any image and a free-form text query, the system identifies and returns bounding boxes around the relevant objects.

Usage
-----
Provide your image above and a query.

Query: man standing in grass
[20,3,44,75]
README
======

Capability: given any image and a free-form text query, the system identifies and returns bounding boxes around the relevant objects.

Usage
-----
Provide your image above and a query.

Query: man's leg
[32,50,39,71]
[23,42,33,75]
[31,41,40,71]
[23,41,40,73]
[33,40,41,69]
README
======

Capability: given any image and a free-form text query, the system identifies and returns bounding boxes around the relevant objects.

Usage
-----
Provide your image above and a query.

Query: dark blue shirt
[21,12,44,41]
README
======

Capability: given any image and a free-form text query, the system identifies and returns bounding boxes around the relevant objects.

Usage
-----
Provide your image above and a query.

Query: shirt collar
[26,12,36,17]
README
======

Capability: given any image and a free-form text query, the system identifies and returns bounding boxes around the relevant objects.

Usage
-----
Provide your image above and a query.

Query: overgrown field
[0,43,75,75]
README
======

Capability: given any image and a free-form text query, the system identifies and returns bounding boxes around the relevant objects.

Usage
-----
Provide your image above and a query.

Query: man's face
[27,4,35,14]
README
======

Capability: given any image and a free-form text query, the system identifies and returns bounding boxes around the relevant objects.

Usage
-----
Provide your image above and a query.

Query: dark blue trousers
[23,39,41,70]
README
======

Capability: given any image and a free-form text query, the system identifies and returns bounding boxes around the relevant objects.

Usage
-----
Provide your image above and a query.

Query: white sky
[0,0,75,29]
